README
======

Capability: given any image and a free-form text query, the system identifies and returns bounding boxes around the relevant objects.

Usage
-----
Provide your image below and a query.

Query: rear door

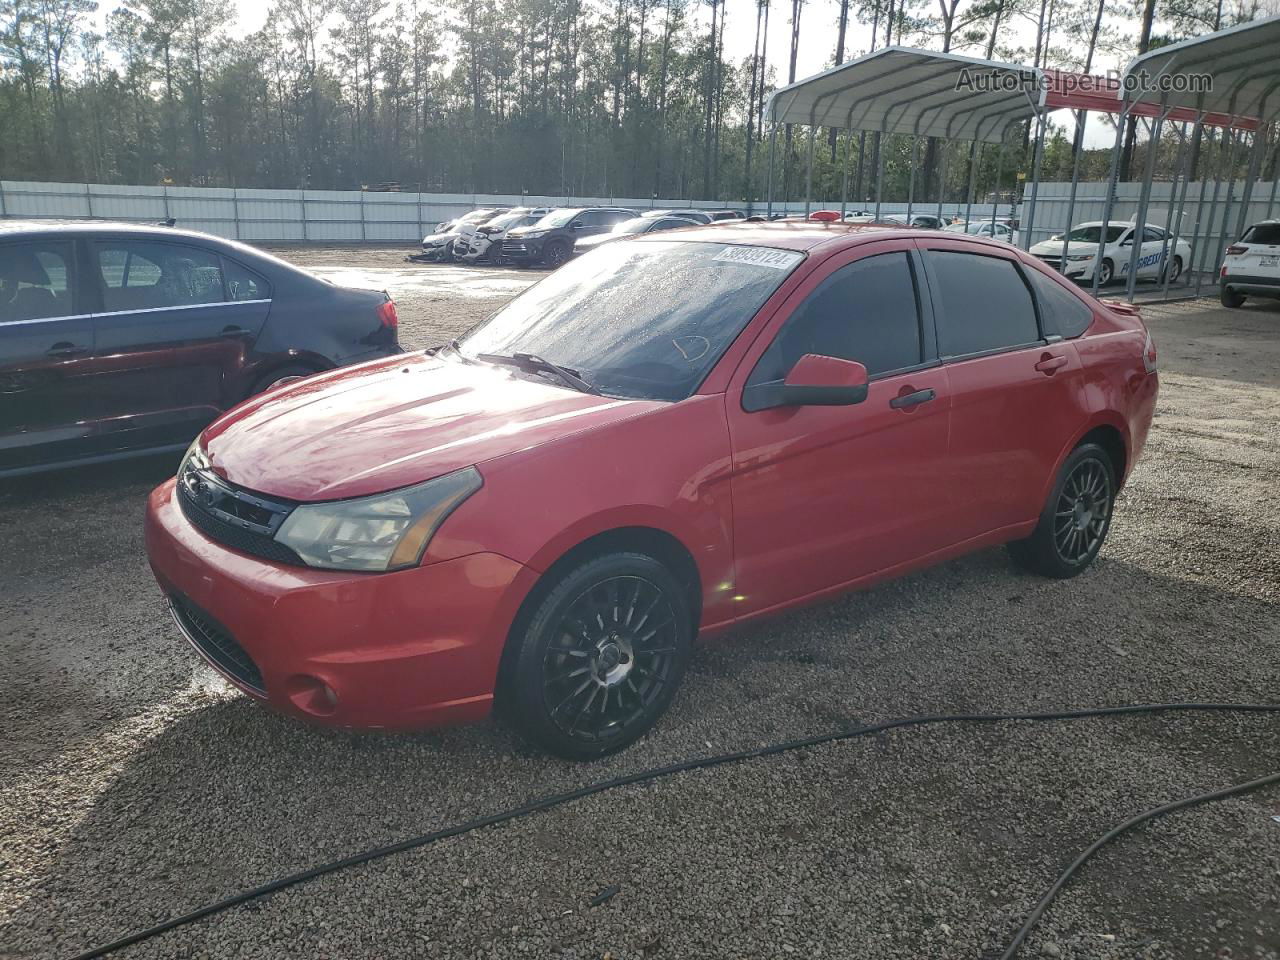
[0,238,99,473]
[726,241,953,613]
[88,237,272,453]
[918,241,1087,544]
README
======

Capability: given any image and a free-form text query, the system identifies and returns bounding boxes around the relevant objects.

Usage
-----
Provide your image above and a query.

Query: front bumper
[1034,254,1093,280]
[502,237,544,261]
[145,479,535,729]
[417,242,454,261]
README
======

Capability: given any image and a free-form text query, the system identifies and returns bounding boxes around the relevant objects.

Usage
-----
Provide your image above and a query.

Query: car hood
[507,225,550,238]
[575,233,620,250]
[201,353,660,502]
[1030,238,1100,256]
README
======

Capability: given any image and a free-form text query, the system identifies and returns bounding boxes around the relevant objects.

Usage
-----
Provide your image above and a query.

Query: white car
[1220,219,1280,307]
[1030,221,1191,286]
[419,208,508,262]
[945,219,1019,246]
[456,208,549,264]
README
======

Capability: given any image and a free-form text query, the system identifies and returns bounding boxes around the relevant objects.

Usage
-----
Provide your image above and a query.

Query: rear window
[927,250,1040,357]
[1027,269,1094,338]
[1242,223,1280,245]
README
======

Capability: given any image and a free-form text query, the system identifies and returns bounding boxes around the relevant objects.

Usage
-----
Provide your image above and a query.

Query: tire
[1008,443,1117,579]
[542,240,570,269]
[1164,256,1183,284]
[1220,285,1246,308]
[249,363,317,398]
[1097,258,1115,286]
[505,552,693,760]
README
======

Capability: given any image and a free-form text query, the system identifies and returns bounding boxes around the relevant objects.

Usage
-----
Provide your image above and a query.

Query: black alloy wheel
[1009,442,1116,579]
[507,552,692,759]
[543,241,570,268]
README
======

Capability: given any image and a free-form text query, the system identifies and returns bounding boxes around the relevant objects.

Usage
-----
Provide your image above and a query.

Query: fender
[1037,410,1132,507]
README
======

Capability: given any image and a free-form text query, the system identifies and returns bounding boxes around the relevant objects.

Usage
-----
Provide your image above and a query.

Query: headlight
[274,467,482,572]
[520,231,547,239]
[1067,254,1094,261]
[179,437,208,477]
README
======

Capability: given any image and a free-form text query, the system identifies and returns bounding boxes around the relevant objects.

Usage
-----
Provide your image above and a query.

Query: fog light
[285,674,338,717]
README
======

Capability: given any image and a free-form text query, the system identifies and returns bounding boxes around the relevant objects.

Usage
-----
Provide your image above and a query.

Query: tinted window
[653,218,694,230]
[223,258,270,301]
[1142,226,1166,242]
[0,242,75,323]
[747,251,922,385]
[574,211,609,227]
[927,251,1039,357]
[96,241,225,311]
[1242,223,1280,245]
[1027,269,1094,338]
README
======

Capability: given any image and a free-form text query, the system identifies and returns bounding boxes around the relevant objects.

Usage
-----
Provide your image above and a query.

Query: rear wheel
[1220,285,1246,308]
[249,363,317,398]
[1009,443,1116,579]
[506,552,693,760]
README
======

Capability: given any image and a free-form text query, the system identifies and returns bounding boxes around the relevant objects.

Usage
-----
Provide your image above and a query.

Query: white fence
[0,180,770,243]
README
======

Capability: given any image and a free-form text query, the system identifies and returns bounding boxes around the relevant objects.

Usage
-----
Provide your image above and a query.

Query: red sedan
[145,222,1158,759]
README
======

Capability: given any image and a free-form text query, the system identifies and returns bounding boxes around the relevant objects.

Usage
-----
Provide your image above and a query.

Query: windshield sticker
[712,246,803,270]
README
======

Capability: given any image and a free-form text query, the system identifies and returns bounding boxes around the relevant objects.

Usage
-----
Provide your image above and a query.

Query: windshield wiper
[477,352,601,395]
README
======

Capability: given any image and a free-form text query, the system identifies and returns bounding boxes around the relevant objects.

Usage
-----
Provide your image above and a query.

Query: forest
[0,0,1276,205]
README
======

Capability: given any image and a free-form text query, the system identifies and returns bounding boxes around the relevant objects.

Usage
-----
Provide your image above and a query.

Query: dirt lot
[2,246,1279,960]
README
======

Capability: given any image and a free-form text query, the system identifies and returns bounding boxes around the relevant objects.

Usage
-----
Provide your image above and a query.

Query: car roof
[0,218,227,243]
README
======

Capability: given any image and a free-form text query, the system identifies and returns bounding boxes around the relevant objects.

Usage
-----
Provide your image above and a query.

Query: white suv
[1220,220,1280,307]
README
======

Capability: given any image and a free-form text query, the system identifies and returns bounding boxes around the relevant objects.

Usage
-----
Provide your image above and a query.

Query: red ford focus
[145,222,1158,758]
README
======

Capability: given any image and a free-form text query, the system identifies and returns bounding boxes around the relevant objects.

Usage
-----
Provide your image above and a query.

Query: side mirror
[742,354,870,412]
[571,220,586,229]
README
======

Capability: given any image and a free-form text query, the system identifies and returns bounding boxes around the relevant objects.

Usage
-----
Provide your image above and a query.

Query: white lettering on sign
[712,246,804,270]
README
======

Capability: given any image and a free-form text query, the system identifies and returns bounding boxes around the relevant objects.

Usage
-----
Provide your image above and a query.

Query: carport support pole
[1198,120,1237,296]
[873,131,886,221]
[1161,121,1193,299]
[992,137,1006,226]
[840,130,853,218]
[963,141,979,226]
[1125,106,1166,302]
[906,137,919,223]
[1022,105,1047,253]
[1267,155,1280,219]
[1195,127,1227,297]
[1215,126,1244,274]
[1060,110,1088,275]
[1091,104,1130,297]
[937,144,948,223]
[1235,121,1267,244]
[766,121,778,218]
[804,121,816,219]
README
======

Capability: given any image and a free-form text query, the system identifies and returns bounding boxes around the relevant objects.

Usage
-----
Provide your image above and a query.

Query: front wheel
[1009,443,1116,579]
[506,553,693,760]
[1163,256,1183,284]
[1097,258,1115,286]
[542,241,570,269]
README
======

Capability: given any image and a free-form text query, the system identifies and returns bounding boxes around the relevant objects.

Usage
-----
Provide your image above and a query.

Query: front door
[725,242,952,616]
[0,238,102,473]
[88,237,270,453]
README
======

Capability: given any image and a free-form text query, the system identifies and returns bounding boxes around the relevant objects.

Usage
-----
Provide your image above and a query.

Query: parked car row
[421,205,746,267]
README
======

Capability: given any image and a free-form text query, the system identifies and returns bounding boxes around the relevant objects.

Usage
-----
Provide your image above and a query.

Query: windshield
[1242,223,1280,245]
[613,218,653,235]
[486,213,523,230]
[1064,224,1127,243]
[460,241,803,402]
[535,208,581,229]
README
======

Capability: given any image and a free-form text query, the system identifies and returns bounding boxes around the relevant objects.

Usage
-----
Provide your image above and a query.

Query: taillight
[1143,332,1157,374]
[1225,244,1247,256]
[377,298,398,329]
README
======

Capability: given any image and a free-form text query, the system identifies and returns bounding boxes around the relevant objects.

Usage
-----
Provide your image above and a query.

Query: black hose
[69,701,1280,960]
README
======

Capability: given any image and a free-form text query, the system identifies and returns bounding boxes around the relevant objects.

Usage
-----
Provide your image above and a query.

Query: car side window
[96,241,226,312]
[1142,226,1166,242]
[926,250,1040,358]
[747,251,922,386]
[222,258,270,301]
[574,211,605,228]
[654,218,691,230]
[0,241,76,323]
[1026,269,1094,339]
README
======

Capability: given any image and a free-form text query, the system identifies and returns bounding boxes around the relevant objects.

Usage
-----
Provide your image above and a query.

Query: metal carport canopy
[1121,14,1280,120]
[763,46,1046,143]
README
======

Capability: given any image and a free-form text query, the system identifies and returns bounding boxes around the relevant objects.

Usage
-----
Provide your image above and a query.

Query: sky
[107,0,1128,147]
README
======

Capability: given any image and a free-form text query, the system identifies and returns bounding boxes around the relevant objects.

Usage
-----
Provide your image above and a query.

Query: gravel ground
[2,246,1279,960]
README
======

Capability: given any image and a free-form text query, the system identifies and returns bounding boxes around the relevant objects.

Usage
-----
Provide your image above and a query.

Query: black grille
[170,594,265,693]
[177,466,305,567]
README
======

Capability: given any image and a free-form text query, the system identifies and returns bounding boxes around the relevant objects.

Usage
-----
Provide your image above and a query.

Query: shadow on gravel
[10,549,1280,958]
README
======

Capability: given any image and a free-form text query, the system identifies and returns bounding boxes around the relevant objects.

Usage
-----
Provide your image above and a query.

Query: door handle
[1034,354,1068,374]
[220,326,248,338]
[46,342,88,359]
[889,388,936,409]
